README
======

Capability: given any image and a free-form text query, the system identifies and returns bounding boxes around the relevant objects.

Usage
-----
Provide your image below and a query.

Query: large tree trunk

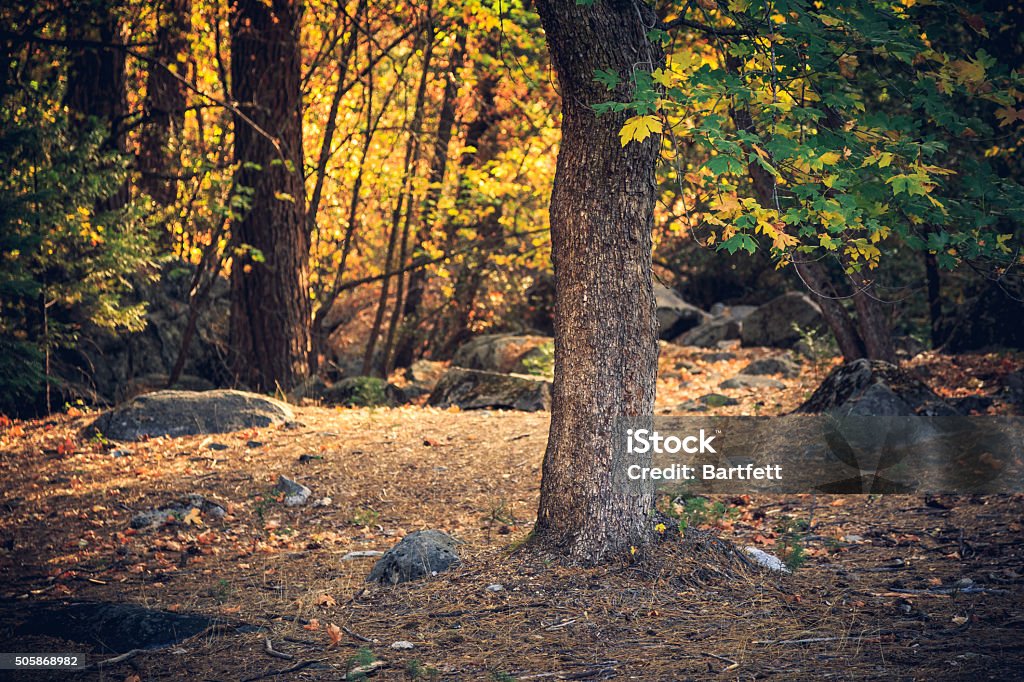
[229,0,310,391]
[138,0,191,208]
[531,0,662,565]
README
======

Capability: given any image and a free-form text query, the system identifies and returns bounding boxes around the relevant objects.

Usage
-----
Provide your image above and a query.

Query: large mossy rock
[320,376,393,407]
[451,334,552,374]
[91,389,293,440]
[655,283,710,340]
[367,530,461,585]
[795,359,959,416]
[428,368,551,411]
[741,292,825,348]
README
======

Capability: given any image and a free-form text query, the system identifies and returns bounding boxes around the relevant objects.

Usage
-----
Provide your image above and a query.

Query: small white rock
[391,640,415,650]
[341,550,385,560]
[314,497,332,507]
[744,546,791,574]
[486,583,504,592]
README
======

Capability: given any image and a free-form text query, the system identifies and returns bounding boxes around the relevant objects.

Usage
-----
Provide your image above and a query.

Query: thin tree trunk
[306,0,366,236]
[310,42,402,372]
[531,0,663,565]
[362,14,435,376]
[391,31,467,368]
[138,0,191,210]
[229,0,310,392]
[924,233,943,347]
[64,0,128,212]
[435,66,504,356]
[792,258,866,361]
[733,94,870,362]
[848,270,896,362]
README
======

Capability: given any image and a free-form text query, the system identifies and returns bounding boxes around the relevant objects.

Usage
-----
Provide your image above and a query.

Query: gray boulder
[655,283,710,340]
[451,334,552,374]
[742,355,802,378]
[429,368,551,411]
[741,292,825,348]
[671,304,755,348]
[91,389,293,441]
[719,375,786,390]
[276,475,312,507]
[367,530,461,584]
[406,360,447,390]
[674,317,742,348]
[795,359,959,416]
[16,601,222,653]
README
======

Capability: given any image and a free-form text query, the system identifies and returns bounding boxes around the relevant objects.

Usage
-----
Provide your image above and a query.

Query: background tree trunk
[138,0,191,209]
[391,32,466,369]
[362,17,434,376]
[64,0,128,213]
[229,0,310,392]
[531,0,662,565]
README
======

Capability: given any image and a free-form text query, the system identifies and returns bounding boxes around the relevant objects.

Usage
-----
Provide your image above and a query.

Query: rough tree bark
[531,0,663,565]
[138,0,191,208]
[229,0,310,391]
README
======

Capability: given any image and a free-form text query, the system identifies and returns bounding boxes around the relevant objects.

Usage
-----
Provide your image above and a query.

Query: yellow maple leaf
[619,115,663,147]
[818,151,841,166]
[182,507,203,527]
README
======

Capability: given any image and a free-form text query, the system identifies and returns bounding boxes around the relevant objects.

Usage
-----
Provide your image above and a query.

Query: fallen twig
[346,660,385,678]
[93,648,146,669]
[755,636,844,645]
[428,601,548,619]
[240,659,323,682]
[264,636,294,660]
[342,625,375,642]
[703,652,739,672]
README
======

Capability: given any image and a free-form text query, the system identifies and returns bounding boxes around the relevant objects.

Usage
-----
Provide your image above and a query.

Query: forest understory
[1,347,1021,681]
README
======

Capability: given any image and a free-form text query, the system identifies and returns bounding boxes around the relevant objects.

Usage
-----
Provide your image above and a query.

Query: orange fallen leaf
[303,618,321,631]
[326,623,342,647]
[317,593,337,608]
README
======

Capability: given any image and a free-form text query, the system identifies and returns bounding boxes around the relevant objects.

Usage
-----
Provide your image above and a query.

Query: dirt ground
[0,349,1021,681]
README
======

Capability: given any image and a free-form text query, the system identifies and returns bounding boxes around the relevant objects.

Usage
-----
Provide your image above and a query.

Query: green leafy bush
[0,90,154,415]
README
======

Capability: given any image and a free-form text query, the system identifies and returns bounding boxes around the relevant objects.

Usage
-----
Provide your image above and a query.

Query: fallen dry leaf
[326,622,342,647]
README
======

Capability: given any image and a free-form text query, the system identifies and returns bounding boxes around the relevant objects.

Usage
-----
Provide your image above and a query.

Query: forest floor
[0,347,1022,681]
